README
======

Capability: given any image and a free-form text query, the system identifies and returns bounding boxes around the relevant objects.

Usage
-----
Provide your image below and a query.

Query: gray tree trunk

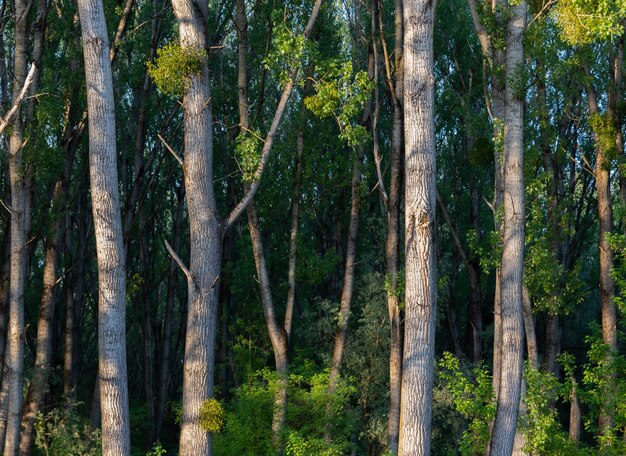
[398,0,436,452]
[488,3,527,454]
[169,2,221,454]
[3,0,30,450]
[77,0,131,451]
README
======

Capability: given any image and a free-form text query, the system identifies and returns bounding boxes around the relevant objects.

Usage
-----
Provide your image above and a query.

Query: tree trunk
[169,2,221,454]
[585,74,618,434]
[3,0,30,450]
[77,0,131,451]
[379,0,403,448]
[328,148,365,391]
[398,0,436,451]
[488,4,527,454]
[19,179,65,455]
[247,205,289,453]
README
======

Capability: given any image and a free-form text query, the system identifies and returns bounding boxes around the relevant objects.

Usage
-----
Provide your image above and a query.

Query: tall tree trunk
[585,80,618,434]
[398,0,436,451]
[77,0,131,451]
[3,0,30,450]
[488,4,526,454]
[467,0,507,396]
[328,147,365,391]
[19,180,64,455]
[169,2,221,454]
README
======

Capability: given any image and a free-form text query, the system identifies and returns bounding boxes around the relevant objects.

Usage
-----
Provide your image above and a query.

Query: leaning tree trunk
[3,0,30,451]
[247,205,289,452]
[398,0,436,452]
[76,0,131,452]
[488,4,526,454]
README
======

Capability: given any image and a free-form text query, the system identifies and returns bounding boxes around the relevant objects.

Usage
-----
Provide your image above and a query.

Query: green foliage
[468,228,502,273]
[147,43,206,97]
[146,442,167,456]
[35,405,102,456]
[524,174,586,315]
[263,19,308,86]
[589,113,618,166]
[468,137,494,166]
[438,353,495,455]
[214,365,355,455]
[555,0,626,44]
[235,130,263,182]
[608,233,626,314]
[580,334,626,453]
[522,365,588,455]
[305,61,374,147]
[200,398,226,433]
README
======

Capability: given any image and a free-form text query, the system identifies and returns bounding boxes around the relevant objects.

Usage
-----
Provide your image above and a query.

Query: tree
[398,0,436,452]
[2,0,31,450]
[487,3,527,454]
[76,0,131,452]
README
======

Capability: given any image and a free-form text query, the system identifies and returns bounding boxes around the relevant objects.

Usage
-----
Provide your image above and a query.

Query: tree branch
[0,63,36,135]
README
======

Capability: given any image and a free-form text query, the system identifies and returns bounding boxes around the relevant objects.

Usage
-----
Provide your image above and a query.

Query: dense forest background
[1,0,626,453]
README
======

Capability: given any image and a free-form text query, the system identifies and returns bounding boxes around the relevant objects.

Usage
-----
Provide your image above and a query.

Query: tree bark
[19,180,64,455]
[3,0,30,450]
[398,0,436,451]
[488,4,526,454]
[77,0,131,451]
[169,2,221,454]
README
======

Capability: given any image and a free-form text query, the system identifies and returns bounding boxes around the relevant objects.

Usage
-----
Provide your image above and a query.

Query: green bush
[214,365,355,455]
[35,405,102,456]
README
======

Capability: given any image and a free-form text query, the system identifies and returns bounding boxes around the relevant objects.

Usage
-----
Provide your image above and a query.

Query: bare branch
[164,239,192,283]
[0,63,36,135]
[157,133,183,166]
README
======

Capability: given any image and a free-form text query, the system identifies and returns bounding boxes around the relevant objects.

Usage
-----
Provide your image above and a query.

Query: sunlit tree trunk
[170,1,221,453]
[77,0,131,451]
[398,0,436,451]
[488,3,526,454]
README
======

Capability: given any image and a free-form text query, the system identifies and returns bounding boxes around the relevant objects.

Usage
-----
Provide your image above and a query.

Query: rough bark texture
[3,0,29,450]
[19,181,64,455]
[170,1,222,453]
[77,0,131,451]
[488,4,526,454]
[398,0,436,452]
